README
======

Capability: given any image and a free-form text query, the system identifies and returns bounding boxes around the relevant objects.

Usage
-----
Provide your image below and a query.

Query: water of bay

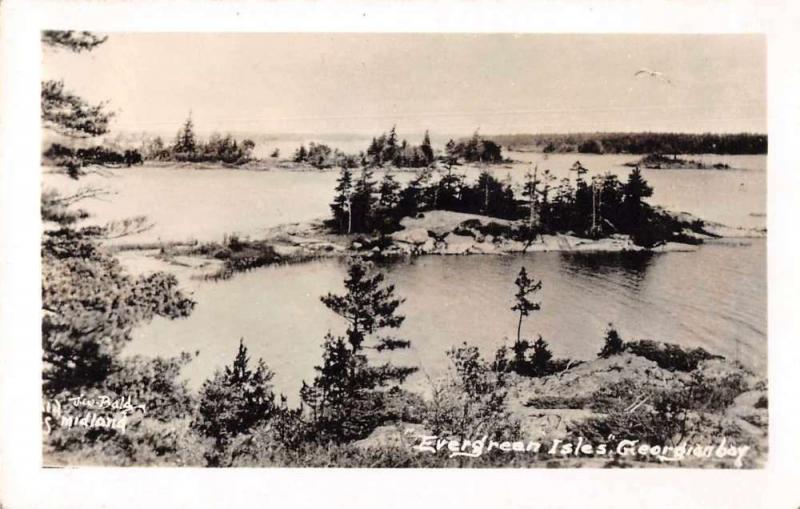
[125,239,766,399]
[41,151,766,399]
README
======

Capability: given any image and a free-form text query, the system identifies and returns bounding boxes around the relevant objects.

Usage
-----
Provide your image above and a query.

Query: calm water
[124,240,766,399]
[42,153,766,245]
[43,151,767,399]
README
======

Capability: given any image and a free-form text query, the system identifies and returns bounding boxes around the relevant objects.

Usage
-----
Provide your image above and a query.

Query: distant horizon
[107,127,769,143]
[44,33,766,137]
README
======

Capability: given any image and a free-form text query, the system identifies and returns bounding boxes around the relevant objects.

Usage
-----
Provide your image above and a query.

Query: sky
[42,33,766,138]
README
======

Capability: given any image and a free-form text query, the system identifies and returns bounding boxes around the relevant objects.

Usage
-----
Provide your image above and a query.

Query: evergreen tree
[621,167,654,234]
[294,145,308,162]
[174,115,197,156]
[193,340,277,463]
[42,31,107,52]
[511,266,542,349]
[399,167,432,217]
[383,125,399,164]
[302,259,416,440]
[41,31,114,176]
[375,171,402,233]
[569,160,588,186]
[598,323,626,358]
[597,172,624,231]
[420,130,434,165]
[436,165,465,211]
[522,167,539,225]
[444,139,458,164]
[349,166,377,233]
[623,167,654,204]
[469,169,513,218]
[40,32,197,395]
[330,165,354,233]
[530,337,553,376]
[537,169,556,230]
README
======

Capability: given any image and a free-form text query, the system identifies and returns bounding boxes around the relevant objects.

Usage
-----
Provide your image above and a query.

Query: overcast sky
[42,33,766,137]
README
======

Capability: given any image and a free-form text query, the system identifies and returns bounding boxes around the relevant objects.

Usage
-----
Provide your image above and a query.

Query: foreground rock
[355,349,767,468]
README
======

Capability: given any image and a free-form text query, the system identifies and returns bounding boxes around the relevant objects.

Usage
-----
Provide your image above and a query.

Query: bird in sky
[634,68,674,85]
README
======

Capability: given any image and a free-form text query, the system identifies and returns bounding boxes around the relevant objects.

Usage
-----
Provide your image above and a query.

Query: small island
[624,153,732,170]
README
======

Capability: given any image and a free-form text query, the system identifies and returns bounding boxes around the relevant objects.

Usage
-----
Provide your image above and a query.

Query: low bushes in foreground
[597,324,724,372]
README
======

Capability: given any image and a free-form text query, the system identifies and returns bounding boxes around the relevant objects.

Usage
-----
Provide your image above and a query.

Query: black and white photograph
[5,1,800,506]
[35,31,770,469]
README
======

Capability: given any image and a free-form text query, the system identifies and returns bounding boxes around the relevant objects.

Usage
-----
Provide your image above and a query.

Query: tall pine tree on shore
[420,130,434,166]
[349,165,377,233]
[301,258,416,441]
[330,164,354,233]
[509,266,543,375]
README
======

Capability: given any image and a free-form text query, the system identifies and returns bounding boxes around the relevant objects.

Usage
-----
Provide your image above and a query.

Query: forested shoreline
[488,132,767,155]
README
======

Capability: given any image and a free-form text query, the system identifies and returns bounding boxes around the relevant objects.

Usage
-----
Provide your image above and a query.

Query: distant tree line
[294,128,505,170]
[145,117,256,164]
[490,132,767,155]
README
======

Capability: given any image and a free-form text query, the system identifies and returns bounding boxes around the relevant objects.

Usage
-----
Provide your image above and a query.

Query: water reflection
[559,250,654,291]
[127,241,766,398]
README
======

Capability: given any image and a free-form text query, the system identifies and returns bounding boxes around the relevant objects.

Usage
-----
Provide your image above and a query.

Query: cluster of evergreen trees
[293,128,505,171]
[328,164,520,235]
[444,131,504,164]
[328,157,685,248]
[365,127,436,167]
[364,128,504,167]
[145,117,256,164]
[293,142,359,169]
[491,132,768,155]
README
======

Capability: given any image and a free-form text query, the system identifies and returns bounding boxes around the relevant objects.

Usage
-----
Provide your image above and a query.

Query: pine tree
[40,32,197,397]
[302,258,416,440]
[399,168,431,217]
[294,144,308,162]
[537,169,556,230]
[42,31,107,52]
[510,266,542,353]
[174,115,197,155]
[350,166,376,233]
[41,32,114,176]
[192,340,277,462]
[330,165,354,233]
[598,323,626,358]
[375,171,402,232]
[569,160,589,184]
[530,337,553,376]
[445,138,457,164]
[621,167,654,235]
[421,130,434,165]
[384,125,398,163]
[623,167,653,204]
[522,166,540,226]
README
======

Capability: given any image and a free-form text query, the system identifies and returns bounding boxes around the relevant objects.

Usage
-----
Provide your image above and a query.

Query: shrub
[424,343,520,441]
[192,340,278,464]
[598,324,625,358]
[624,340,723,372]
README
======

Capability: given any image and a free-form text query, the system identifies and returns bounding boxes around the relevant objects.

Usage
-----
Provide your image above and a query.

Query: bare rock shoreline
[256,209,765,261]
[116,209,766,280]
